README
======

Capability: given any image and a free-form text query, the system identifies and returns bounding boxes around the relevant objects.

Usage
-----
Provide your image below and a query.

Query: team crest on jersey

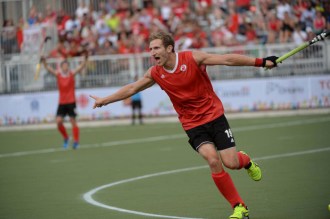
[161,74,165,79]
[180,64,187,72]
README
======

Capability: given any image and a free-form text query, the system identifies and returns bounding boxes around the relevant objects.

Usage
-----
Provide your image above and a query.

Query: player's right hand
[89,95,105,109]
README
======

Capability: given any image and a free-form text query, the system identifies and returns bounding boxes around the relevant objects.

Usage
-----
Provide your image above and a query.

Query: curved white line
[83,147,330,219]
[83,166,206,219]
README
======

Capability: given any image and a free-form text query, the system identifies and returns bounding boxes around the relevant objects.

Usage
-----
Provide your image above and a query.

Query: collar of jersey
[59,71,71,77]
[162,52,178,74]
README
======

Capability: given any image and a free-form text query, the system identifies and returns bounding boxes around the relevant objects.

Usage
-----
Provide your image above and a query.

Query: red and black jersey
[57,71,75,104]
[151,51,224,130]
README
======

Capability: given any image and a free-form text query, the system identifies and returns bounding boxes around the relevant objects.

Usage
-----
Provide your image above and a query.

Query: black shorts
[185,115,236,152]
[56,103,77,118]
[132,100,142,109]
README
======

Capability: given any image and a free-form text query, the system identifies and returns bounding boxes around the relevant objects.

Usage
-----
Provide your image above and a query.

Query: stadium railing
[0,41,329,94]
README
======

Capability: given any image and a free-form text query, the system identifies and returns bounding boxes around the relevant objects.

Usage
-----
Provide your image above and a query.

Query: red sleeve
[150,66,158,80]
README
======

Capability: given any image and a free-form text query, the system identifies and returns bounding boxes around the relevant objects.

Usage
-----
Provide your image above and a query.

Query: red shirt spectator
[228,9,239,34]
[172,1,189,18]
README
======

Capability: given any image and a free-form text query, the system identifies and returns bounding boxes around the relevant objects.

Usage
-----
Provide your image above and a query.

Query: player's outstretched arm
[72,52,88,75]
[90,68,155,109]
[41,57,57,76]
[192,50,278,69]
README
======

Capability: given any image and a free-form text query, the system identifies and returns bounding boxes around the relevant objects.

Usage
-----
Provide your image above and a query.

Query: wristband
[254,58,263,67]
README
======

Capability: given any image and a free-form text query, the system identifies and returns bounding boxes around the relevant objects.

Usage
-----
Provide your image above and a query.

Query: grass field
[0,114,330,219]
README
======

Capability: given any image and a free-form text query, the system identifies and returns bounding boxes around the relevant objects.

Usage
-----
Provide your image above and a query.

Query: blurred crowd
[1,0,330,57]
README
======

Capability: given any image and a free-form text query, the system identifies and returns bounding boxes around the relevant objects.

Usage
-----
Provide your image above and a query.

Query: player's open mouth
[154,57,161,64]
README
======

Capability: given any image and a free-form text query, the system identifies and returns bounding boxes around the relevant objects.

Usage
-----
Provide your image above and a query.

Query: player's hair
[149,31,175,52]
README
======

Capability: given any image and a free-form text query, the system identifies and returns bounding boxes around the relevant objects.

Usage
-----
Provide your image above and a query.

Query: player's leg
[68,103,79,149]
[186,125,245,216]
[211,115,251,218]
[69,117,79,149]
[137,101,143,124]
[214,115,261,181]
[56,116,69,148]
[131,102,136,125]
[198,144,247,215]
[220,147,249,170]
[56,105,69,148]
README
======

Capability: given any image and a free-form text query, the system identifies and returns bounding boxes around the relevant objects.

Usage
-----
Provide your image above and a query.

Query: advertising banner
[1,75,329,125]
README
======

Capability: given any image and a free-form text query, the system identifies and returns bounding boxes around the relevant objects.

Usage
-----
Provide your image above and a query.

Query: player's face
[61,62,69,73]
[149,39,172,66]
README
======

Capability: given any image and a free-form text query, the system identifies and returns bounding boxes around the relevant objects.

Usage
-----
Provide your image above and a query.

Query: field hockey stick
[276,30,330,64]
[34,36,52,80]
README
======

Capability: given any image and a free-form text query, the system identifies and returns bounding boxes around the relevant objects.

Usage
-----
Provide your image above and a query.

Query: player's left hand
[89,95,105,109]
[263,56,279,69]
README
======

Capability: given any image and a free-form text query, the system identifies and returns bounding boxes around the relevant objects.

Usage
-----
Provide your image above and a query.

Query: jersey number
[224,129,233,138]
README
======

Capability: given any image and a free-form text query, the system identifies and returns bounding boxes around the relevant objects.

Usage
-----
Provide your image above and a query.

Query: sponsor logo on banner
[30,99,39,112]
[77,94,89,108]
[266,82,304,95]
[319,80,330,90]
[218,86,250,97]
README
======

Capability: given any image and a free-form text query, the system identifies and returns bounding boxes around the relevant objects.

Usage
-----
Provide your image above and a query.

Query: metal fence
[0,41,330,94]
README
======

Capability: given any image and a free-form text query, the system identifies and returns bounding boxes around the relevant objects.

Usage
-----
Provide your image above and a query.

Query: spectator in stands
[325,2,330,30]
[105,10,120,32]
[266,11,281,44]
[292,22,307,45]
[195,6,209,28]
[43,4,57,24]
[252,9,268,44]
[276,0,292,20]
[117,31,133,54]
[292,0,307,20]
[75,1,89,20]
[166,11,181,33]
[300,1,315,29]
[3,0,329,57]
[160,0,171,23]
[236,0,251,13]
[279,11,295,43]
[138,8,152,29]
[16,17,25,51]
[27,6,38,26]
[120,9,134,33]
[1,19,18,54]
[211,23,236,47]
[191,25,209,49]
[209,8,225,32]
[56,9,70,37]
[65,14,81,34]
[81,25,98,54]
[95,15,111,46]
[171,0,189,19]
[306,26,316,41]
[227,4,239,35]
[313,10,327,35]
[96,39,117,55]
[245,22,258,45]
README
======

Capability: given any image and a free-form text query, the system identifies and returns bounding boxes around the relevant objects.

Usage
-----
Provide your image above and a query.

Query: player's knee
[207,157,222,170]
[223,159,239,170]
[56,117,63,125]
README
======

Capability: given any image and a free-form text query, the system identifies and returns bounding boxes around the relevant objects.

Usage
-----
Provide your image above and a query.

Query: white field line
[1,117,330,159]
[83,147,330,219]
